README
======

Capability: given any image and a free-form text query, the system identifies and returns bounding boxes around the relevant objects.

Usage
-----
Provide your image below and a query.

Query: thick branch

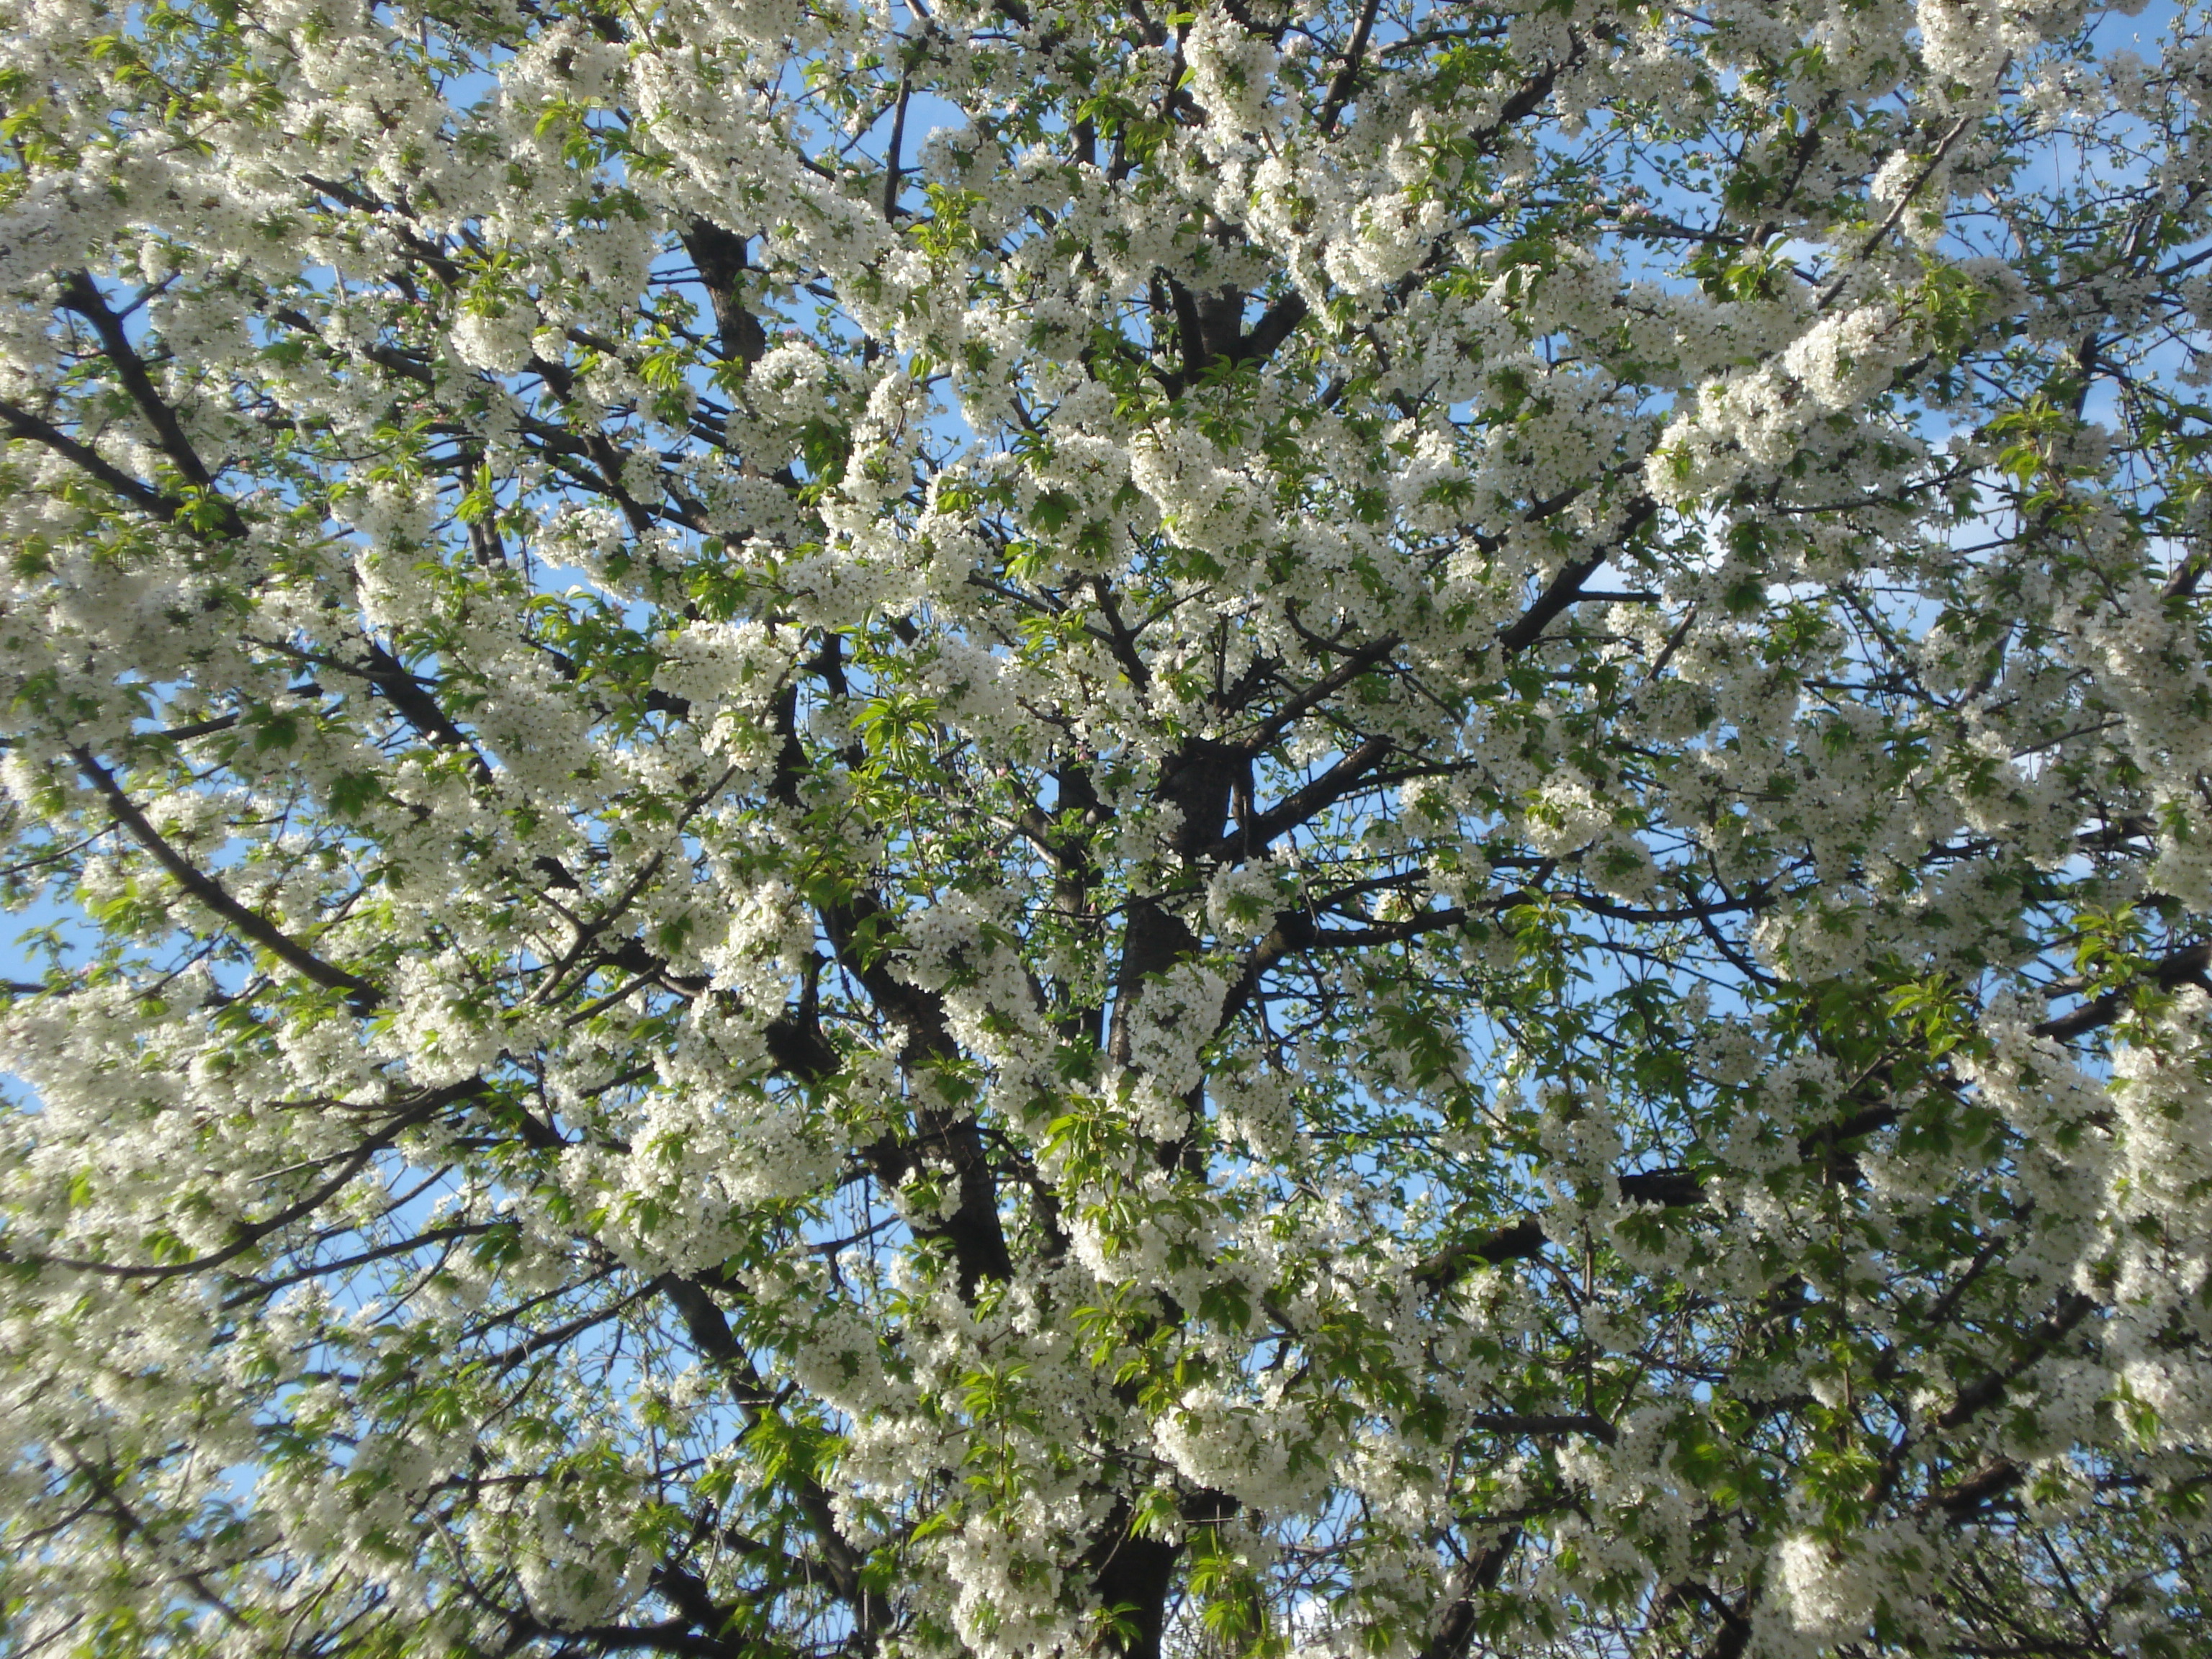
[817,886,1014,1292]
[58,273,233,515]
[1496,498,1657,660]
[1240,634,1401,753]
[1205,734,1390,860]
[0,397,194,523]
[9,1079,472,1279]
[71,746,383,1010]
[1315,0,1383,134]
[681,222,768,368]
[1936,1291,2096,1432]
[2034,941,2212,1040]
[1417,1528,1522,1659]
[655,1274,881,1630]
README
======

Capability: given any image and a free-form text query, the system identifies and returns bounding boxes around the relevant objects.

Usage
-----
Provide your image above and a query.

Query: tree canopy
[4,0,2212,1655]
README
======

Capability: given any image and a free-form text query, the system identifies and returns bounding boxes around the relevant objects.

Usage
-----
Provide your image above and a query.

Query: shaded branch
[70,745,383,1010]
[2034,941,2212,1040]
[8,1079,476,1280]
[1316,0,1383,134]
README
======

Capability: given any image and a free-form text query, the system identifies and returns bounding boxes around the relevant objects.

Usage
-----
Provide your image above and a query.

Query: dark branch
[71,746,384,1010]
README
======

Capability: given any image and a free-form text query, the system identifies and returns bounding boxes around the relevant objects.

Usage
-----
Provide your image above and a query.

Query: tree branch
[9,1079,474,1279]
[1316,0,1382,135]
[0,397,194,523]
[70,746,383,1010]
[2034,941,2212,1040]
[57,273,235,519]
[1496,498,1657,660]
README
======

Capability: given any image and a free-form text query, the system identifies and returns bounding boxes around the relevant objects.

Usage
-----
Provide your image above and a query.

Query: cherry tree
[3,0,2211,1653]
